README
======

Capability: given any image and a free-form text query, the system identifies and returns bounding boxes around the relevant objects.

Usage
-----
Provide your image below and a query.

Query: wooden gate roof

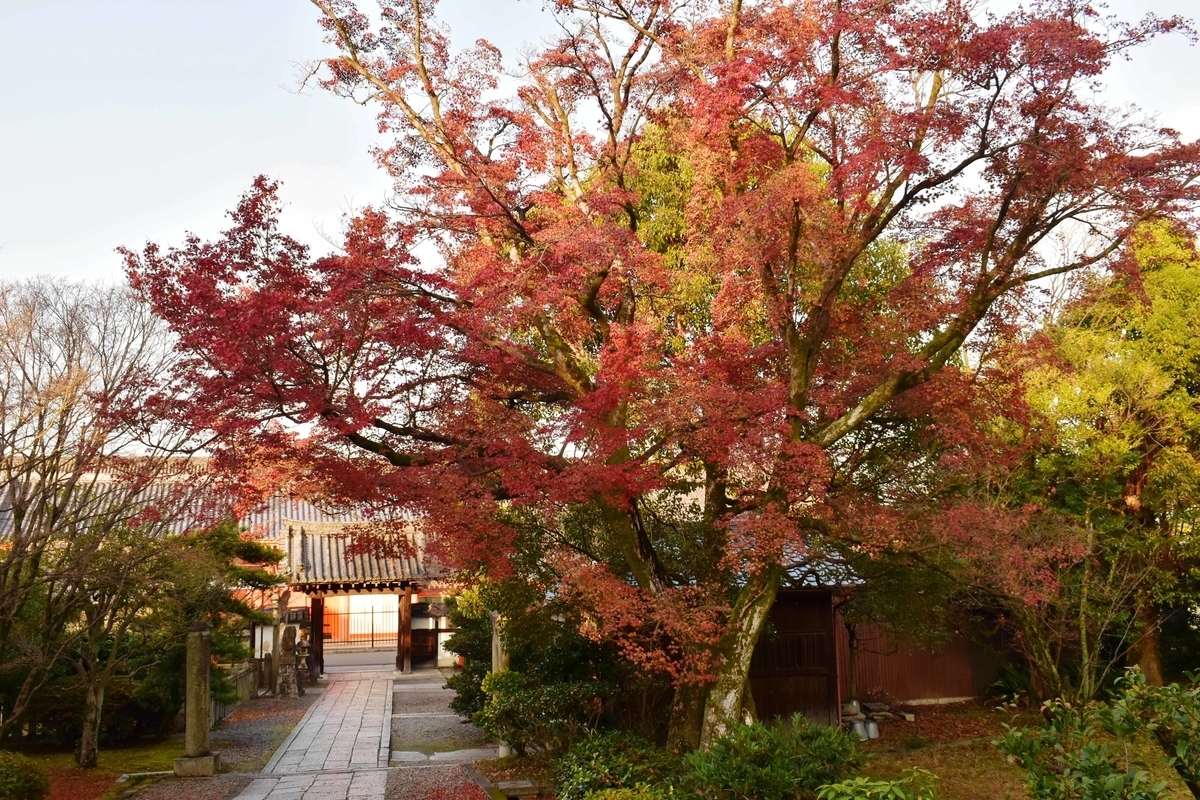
[280,519,434,596]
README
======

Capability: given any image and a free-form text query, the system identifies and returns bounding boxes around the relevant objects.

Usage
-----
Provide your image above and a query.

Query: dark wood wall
[748,591,1003,726]
[749,591,839,725]
[835,619,1000,704]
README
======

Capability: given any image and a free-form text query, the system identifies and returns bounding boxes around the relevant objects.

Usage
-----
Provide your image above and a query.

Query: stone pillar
[173,622,220,776]
[397,586,412,673]
[490,612,511,758]
[490,612,510,672]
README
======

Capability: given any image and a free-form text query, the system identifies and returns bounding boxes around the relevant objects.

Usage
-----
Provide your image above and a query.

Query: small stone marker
[174,621,221,777]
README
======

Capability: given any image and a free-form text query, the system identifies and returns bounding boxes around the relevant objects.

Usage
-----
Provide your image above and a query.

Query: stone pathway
[231,667,495,800]
[234,670,392,800]
[235,770,389,800]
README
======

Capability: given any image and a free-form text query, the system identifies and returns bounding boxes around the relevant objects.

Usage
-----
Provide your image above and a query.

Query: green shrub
[1102,668,1200,789]
[684,715,862,800]
[586,787,679,800]
[995,698,1168,800]
[446,659,490,718]
[444,581,630,733]
[475,670,609,755]
[817,769,938,800]
[555,730,681,800]
[0,751,51,800]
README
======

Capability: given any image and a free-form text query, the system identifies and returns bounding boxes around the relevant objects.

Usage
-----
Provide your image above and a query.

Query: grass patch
[18,736,181,775]
[14,737,183,800]
[863,739,1026,800]
[863,726,1197,799]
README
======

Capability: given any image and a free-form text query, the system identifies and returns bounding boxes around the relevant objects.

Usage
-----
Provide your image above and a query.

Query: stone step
[496,778,545,797]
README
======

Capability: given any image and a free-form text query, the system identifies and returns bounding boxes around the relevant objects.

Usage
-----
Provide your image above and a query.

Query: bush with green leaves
[555,730,682,800]
[586,788,679,800]
[445,580,624,747]
[475,669,610,755]
[684,715,863,800]
[0,751,51,800]
[1100,668,1200,797]
[995,698,1169,800]
[441,590,494,717]
[816,769,938,800]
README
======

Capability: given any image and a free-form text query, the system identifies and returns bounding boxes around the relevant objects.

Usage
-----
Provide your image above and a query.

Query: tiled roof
[1,484,431,590]
[283,520,429,589]
[0,484,368,539]
[239,498,367,538]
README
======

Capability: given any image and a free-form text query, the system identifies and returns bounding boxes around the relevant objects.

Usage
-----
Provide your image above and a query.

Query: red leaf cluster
[126,0,1200,681]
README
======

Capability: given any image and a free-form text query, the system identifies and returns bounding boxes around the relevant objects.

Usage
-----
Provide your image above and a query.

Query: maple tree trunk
[1010,605,1068,702]
[78,681,104,769]
[667,681,706,754]
[1129,603,1164,687]
[699,565,780,748]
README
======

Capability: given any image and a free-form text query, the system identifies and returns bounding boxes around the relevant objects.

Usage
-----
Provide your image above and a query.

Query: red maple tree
[125,0,1200,749]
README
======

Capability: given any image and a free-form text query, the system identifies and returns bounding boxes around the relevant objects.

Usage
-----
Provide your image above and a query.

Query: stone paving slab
[234,667,492,800]
[236,672,393,800]
[233,768,388,800]
[263,676,392,775]
[388,747,499,765]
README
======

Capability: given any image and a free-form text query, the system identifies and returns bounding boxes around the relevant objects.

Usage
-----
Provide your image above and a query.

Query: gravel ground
[385,765,489,800]
[391,716,487,753]
[125,773,252,800]
[391,690,458,715]
[211,689,323,772]
[125,688,322,799]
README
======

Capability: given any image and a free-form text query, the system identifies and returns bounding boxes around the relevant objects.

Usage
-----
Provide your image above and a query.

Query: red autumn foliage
[125,0,1200,735]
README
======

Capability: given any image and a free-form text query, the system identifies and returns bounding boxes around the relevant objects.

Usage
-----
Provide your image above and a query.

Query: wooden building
[749,590,1001,724]
[279,520,450,674]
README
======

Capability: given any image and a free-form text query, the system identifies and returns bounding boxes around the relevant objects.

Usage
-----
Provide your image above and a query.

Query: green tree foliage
[66,519,281,766]
[125,520,281,736]
[1,519,281,758]
[968,223,1200,702]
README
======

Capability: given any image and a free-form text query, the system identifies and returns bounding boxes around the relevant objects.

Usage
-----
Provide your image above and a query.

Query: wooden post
[311,597,324,678]
[397,585,412,673]
[270,620,281,696]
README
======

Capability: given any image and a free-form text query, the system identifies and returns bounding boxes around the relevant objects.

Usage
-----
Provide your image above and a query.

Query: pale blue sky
[1,0,1195,281]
